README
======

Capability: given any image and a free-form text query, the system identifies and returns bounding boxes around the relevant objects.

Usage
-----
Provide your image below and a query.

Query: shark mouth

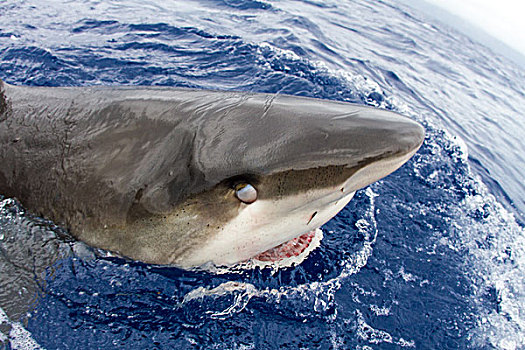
[255,230,316,261]
[252,228,323,267]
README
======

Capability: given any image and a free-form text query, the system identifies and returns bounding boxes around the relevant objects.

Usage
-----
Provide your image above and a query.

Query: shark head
[0,82,424,269]
[85,91,424,268]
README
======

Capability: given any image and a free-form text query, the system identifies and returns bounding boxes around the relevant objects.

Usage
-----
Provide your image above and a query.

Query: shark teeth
[253,229,323,267]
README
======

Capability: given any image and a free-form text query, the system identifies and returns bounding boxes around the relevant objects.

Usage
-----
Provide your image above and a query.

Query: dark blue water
[1,0,524,349]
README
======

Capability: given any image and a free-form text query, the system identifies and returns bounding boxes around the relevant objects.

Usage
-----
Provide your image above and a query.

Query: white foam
[0,307,43,350]
[354,309,415,347]
[370,304,391,316]
[418,129,525,349]
[451,187,525,349]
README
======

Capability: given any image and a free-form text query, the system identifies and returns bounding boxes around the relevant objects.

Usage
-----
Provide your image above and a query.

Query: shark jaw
[175,146,420,269]
[175,191,356,269]
[253,229,320,263]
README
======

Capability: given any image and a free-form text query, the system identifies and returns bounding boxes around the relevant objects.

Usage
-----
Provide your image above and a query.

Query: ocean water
[1,0,525,349]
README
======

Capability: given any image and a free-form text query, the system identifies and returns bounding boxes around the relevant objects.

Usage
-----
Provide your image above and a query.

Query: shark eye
[234,183,257,204]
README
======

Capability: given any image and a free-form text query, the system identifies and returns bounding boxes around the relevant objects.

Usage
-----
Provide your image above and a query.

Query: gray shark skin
[0,79,424,268]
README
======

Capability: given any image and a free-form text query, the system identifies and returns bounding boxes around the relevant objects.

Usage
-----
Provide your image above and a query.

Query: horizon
[399,0,525,69]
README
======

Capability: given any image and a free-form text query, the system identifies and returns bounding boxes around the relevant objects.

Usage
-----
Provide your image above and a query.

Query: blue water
[1,0,524,349]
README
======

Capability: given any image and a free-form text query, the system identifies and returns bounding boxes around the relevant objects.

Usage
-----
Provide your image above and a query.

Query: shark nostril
[307,211,318,225]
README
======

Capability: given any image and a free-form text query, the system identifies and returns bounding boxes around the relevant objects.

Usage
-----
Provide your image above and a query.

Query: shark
[0,79,424,268]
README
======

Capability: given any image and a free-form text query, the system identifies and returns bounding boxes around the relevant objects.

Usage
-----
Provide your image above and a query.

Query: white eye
[235,183,257,204]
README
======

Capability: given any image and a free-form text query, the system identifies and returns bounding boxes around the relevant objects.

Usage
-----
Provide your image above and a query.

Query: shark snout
[332,107,425,192]
[328,106,424,163]
[362,109,425,158]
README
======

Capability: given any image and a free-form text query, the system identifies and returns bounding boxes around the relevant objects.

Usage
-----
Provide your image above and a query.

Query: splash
[0,307,43,350]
